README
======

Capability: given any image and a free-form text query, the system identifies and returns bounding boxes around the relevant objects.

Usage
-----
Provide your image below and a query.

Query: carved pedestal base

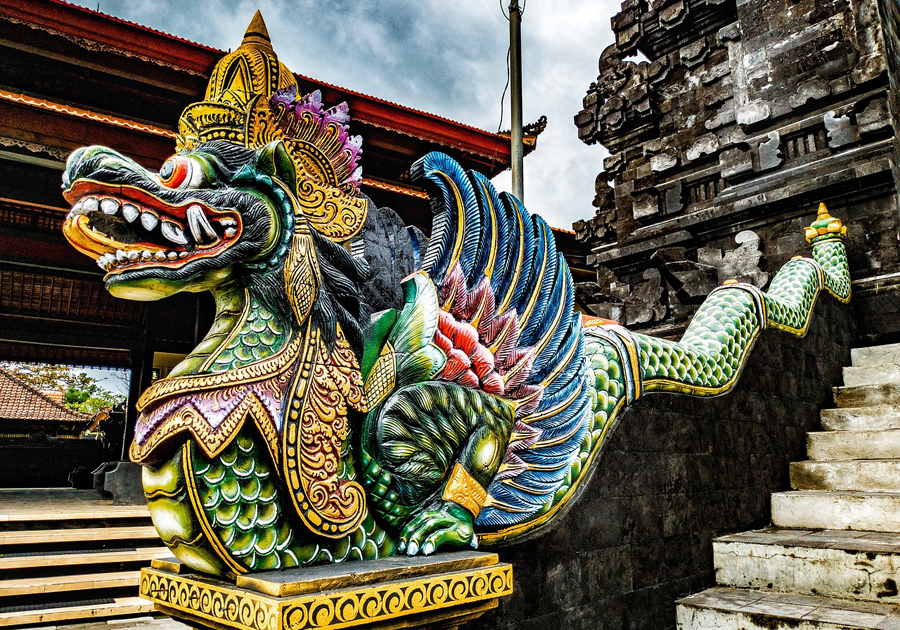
[140,551,512,630]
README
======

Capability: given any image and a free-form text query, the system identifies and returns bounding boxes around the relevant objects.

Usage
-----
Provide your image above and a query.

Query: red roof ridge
[293,72,497,138]
[0,367,91,423]
[47,0,220,53]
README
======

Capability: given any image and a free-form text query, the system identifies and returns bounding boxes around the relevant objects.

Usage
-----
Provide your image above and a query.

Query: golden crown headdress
[177,11,366,241]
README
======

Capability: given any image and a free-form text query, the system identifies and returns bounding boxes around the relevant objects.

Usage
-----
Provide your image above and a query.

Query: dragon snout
[62,146,137,192]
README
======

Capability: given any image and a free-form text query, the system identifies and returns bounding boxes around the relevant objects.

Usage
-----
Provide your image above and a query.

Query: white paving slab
[834,384,900,408]
[677,587,900,630]
[844,365,900,387]
[821,406,900,431]
[791,459,900,492]
[807,430,900,460]
[852,343,900,368]
[772,491,900,533]
[714,528,900,603]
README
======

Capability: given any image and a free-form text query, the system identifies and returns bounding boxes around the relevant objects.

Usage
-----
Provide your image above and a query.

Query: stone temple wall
[471,296,853,629]
[573,0,900,346]
[878,0,900,191]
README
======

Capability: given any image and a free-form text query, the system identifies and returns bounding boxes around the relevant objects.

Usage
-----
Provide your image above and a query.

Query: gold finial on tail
[804,202,847,243]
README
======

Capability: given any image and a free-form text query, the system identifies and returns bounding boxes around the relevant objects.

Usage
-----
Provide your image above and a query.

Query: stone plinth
[140,551,512,630]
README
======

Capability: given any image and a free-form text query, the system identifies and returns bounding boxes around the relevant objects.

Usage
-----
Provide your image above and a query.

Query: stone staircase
[677,342,900,629]
[0,490,174,627]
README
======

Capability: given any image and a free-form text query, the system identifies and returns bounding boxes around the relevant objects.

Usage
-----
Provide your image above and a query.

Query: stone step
[821,405,900,431]
[713,528,900,603]
[851,343,900,368]
[790,459,900,492]
[676,586,900,630]
[0,526,159,547]
[0,547,172,570]
[844,364,900,387]
[834,384,900,409]
[0,570,140,597]
[0,596,152,626]
[771,491,900,533]
[807,430,900,460]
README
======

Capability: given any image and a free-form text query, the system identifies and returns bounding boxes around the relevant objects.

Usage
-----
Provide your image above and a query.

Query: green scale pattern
[191,429,393,572]
[209,297,286,372]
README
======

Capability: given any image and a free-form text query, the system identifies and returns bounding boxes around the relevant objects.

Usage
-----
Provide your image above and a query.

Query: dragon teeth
[155,251,167,261]
[219,218,237,227]
[116,249,127,263]
[100,198,119,215]
[140,211,159,231]
[167,252,178,260]
[127,250,140,262]
[141,250,152,260]
[187,204,219,244]
[81,197,99,212]
[161,220,188,245]
[122,203,139,223]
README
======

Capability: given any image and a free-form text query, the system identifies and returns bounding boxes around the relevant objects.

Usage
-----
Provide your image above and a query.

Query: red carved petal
[442,348,471,380]
[479,371,504,396]
[452,320,479,356]
[471,344,495,379]
[456,370,479,389]
[432,327,452,355]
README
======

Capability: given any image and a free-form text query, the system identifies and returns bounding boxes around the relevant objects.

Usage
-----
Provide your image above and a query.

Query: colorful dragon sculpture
[61,14,850,578]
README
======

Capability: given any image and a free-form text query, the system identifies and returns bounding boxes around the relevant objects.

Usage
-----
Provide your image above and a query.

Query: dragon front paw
[397,500,476,556]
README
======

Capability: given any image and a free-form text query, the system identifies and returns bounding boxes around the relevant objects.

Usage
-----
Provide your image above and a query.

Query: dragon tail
[478,203,850,545]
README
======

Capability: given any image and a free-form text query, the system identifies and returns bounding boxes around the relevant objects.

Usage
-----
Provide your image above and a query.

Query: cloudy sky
[74,0,621,230]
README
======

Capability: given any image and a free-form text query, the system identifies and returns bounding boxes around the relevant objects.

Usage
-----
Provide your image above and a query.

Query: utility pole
[509,0,524,203]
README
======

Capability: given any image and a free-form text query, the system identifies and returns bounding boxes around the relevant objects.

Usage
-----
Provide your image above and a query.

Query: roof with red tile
[0,368,92,424]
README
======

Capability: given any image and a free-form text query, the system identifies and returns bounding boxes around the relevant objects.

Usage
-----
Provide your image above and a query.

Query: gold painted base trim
[140,552,512,630]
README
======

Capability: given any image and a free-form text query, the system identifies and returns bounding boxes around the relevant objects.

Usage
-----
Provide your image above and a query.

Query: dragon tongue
[186,204,219,245]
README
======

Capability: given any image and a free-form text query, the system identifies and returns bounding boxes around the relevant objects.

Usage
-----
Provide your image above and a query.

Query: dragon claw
[399,500,475,556]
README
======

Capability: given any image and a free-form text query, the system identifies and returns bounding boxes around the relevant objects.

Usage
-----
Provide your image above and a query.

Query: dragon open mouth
[62,180,242,275]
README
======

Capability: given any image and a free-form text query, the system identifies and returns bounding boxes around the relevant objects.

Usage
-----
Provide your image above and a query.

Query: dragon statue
[61,14,850,579]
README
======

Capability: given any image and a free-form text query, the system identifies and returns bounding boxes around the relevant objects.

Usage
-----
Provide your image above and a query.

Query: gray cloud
[80,0,619,229]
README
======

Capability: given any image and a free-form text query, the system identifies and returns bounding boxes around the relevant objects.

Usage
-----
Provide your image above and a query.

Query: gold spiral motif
[141,562,512,630]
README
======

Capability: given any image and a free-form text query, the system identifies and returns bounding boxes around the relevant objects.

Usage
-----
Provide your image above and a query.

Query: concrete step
[0,547,172,570]
[834,384,900,408]
[821,405,900,431]
[852,343,900,368]
[790,459,900,492]
[0,570,140,597]
[844,364,900,387]
[677,586,900,630]
[0,596,152,627]
[714,528,900,603]
[807,430,900,460]
[772,491,900,533]
[0,526,159,546]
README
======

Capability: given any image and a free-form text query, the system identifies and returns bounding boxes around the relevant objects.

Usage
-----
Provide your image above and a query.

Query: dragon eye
[159,156,206,189]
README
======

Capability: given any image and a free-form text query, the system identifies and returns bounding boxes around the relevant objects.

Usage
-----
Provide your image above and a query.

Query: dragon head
[62,140,289,301]
[61,12,368,345]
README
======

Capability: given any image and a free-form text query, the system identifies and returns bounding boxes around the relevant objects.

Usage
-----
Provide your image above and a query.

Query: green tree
[0,362,125,415]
